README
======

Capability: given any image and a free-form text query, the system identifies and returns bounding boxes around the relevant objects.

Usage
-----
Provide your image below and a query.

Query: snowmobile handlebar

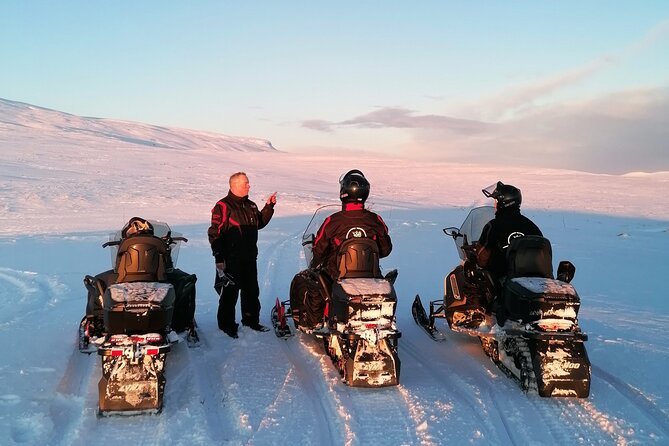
[101,235,188,248]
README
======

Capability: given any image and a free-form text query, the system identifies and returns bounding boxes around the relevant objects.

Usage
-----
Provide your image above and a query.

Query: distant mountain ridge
[0,97,277,152]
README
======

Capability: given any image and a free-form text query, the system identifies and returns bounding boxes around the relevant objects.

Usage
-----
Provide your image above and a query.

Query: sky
[2,1,669,174]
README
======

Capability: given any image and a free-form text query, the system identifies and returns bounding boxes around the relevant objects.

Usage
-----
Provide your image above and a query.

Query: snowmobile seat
[115,235,172,283]
[506,235,554,280]
[336,238,382,280]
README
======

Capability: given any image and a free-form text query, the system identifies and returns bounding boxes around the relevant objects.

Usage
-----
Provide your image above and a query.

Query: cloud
[412,87,669,174]
[301,119,335,132]
[303,107,492,135]
[477,18,669,120]
[298,20,669,174]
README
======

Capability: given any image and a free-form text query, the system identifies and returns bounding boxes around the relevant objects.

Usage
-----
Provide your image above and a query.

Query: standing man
[208,172,277,338]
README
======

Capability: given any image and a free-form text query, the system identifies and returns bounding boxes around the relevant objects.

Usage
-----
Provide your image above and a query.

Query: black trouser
[214,261,260,330]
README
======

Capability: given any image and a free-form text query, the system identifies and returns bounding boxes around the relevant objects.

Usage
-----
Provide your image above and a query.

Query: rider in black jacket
[476,181,542,282]
[207,172,276,338]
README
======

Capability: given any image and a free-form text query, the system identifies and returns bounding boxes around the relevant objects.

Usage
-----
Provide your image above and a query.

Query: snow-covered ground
[1,99,669,445]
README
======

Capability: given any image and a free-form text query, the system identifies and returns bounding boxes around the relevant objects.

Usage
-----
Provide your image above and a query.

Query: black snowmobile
[412,206,591,397]
[271,205,401,387]
[78,217,198,415]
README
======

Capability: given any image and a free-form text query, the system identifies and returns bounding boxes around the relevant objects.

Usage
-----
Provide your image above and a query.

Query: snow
[1,98,669,445]
[339,278,393,296]
[511,277,577,296]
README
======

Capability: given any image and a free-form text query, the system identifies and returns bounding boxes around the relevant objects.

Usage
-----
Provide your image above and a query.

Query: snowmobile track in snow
[277,337,342,446]
[259,228,428,445]
[401,337,511,444]
[592,364,669,438]
[258,230,342,445]
[48,346,96,445]
[179,331,237,443]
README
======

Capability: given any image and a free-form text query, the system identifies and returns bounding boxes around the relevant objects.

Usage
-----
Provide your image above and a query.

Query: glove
[216,261,226,278]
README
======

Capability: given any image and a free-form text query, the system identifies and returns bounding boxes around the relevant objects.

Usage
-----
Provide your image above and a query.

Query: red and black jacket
[207,191,274,265]
[311,203,392,278]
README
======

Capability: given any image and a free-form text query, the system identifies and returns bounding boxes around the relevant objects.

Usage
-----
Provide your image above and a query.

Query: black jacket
[311,204,392,278]
[476,207,542,278]
[207,191,274,265]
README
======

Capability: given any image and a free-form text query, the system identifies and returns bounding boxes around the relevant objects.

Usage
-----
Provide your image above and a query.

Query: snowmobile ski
[185,321,201,348]
[412,295,446,341]
[271,298,293,339]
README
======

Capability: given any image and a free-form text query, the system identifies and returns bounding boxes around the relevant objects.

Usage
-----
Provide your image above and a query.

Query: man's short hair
[229,172,247,186]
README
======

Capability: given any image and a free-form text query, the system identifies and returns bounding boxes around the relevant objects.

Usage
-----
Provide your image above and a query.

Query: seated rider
[475,181,542,295]
[311,169,392,278]
[292,170,392,329]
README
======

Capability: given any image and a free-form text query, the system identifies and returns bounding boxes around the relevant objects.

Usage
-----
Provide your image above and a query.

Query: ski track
[47,346,96,445]
[0,267,65,328]
[258,225,426,445]
[448,332,628,446]
[176,332,237,443]
[402,324,639,446]
[591,364,669,441]
[401,336,510,444]
[254,229,342,445]
[278,338,344,446]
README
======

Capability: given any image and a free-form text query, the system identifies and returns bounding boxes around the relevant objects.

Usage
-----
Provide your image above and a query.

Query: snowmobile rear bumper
[344,337,400,387]
[97,342,169,414]
[530,338,591,398]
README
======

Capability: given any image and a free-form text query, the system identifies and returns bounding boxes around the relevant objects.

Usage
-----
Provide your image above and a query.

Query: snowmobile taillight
[536,319,573,332]
[130,335,147,343]
[145,347,159,355]
[365,324,378,329]
[145,334,162,343]
[110,348,124,357]
[110,334,128,345]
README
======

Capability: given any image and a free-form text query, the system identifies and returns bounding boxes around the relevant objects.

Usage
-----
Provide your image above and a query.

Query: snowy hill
[1,99,669,445]
[0,98,277,153]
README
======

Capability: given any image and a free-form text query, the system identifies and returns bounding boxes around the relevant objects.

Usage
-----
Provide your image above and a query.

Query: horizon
[2,1,669,174]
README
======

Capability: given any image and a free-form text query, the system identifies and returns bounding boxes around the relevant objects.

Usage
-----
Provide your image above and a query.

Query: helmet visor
[482,182,502,198]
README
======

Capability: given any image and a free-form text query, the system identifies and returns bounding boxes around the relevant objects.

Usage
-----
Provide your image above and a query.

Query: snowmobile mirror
[302,234,315,246]
[443,227,462,239]
[557,260,576,283]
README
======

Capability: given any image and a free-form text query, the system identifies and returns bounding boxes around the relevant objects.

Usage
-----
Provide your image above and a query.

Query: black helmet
[482,181,522,209]
[339,169,370,203]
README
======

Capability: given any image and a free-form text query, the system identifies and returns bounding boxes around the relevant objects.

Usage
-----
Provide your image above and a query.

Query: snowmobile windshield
[302,204,339,266]
[454,206,495,260]
[106,219,184,267]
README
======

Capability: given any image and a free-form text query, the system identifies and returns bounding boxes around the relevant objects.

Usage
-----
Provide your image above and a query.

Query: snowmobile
[412,206,591,397]
[271,205,401,387]
[78,217,198,415]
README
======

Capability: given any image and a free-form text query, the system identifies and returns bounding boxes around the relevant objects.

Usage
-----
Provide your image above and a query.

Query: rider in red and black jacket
[311,170,392,280]
[207,172,276,337]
